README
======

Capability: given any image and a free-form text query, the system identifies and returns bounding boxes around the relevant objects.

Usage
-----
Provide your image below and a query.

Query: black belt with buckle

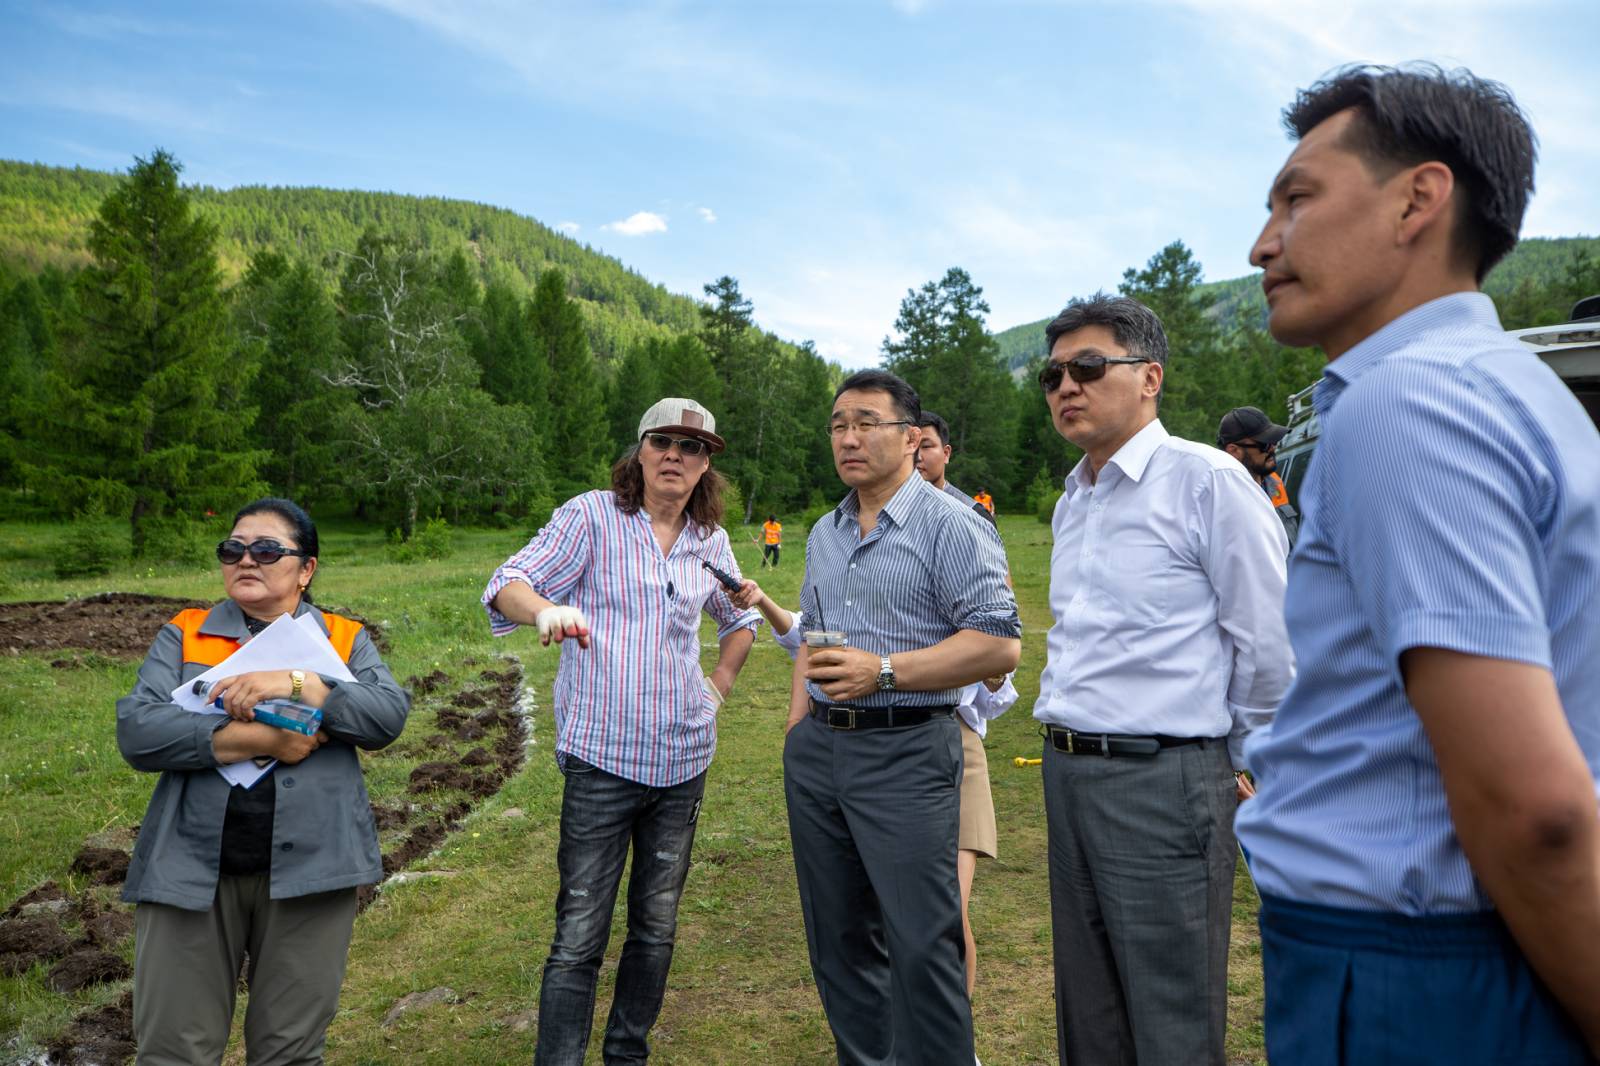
[1045,725,1209,758]
[809,698,956,730]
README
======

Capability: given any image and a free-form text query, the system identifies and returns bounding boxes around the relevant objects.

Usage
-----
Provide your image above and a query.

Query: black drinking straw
[812,585,827,632]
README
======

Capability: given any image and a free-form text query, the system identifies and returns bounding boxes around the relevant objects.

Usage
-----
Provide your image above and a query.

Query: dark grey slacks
[784,712,973,1066]
[133,875,357,1066]
[1042,736,1237,1066]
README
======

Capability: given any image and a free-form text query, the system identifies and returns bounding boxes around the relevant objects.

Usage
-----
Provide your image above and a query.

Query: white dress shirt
[958,675,1017,738]
[1033,419,1292,767]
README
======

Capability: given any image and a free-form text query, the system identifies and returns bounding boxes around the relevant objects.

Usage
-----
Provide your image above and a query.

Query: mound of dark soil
[370,802,412,831]
[70,846,130,886]
[0,593,208,658]
[406,669,449,694]
[6,879,67,917]
[408,762,476,794]
[45,990,135,1066]
[47,946,130,993]
[0,913,71,976]
[450,688,489,709]
[0,592,387,659]
[460,747,492,767]
[383,820,449,875]
[77,900,134,947]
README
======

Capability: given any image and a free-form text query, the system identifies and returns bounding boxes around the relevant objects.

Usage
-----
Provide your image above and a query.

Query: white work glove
[535,605,591,647]
[702,676,725,709]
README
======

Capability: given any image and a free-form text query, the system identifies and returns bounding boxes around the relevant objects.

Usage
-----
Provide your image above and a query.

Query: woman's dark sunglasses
[644,432,708,457]
[1038,355,1154,392]
[216,539,309,566]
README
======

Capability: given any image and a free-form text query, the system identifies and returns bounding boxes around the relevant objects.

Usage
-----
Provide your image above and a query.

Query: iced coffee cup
[804,630,847,649]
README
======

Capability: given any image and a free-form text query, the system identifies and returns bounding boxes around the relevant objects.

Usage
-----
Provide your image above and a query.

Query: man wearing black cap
[1218,406,1299,549]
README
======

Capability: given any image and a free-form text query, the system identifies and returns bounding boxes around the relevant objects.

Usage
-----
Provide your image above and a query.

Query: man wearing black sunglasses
[1217,405,1299,549]
[1033,293,1292,1066]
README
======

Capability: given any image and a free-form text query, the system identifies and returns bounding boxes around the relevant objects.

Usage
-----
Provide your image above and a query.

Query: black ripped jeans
[534,755,707,1066]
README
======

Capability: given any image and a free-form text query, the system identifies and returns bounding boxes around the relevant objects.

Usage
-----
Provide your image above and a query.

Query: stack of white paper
[171,613,358,788]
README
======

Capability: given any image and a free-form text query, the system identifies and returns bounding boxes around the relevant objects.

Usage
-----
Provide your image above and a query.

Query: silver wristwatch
[877,654,897,691]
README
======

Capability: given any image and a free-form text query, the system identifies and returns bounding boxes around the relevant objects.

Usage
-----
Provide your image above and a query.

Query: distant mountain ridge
[0,158,702,363]
[993,234,1600,370]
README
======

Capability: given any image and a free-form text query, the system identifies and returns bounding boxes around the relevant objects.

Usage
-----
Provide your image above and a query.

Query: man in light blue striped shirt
[1235,64,1600,1063]
[787,369,1021,1066]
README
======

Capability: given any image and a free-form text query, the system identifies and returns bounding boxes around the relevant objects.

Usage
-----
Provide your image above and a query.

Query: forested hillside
[0,159,698,365]
[994,235,1600,370]
[3,152,1595,561]
[0,153,838,551]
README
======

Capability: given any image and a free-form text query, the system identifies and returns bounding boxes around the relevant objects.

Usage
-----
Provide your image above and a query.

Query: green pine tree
[607,337,665,454]
[882,267,1017,495]
[47,150,265,551]
[1117,240,1227,443]
[531,268,608,496]
[698,275,753,377]
[247,258,350,500]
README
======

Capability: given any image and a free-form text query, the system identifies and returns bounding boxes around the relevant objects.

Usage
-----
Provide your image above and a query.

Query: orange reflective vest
[763,521,782,545]
[1264,473,1290,509]
[170,608,362,667]
[973,492,995,515]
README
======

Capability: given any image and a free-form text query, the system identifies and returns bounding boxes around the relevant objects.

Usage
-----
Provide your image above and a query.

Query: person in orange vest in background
[972,488,995,516]
[762,513,783,568]
[1218,406,1299,549]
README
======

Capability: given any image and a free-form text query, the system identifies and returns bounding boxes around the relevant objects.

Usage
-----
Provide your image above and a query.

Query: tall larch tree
[54,150,264,551]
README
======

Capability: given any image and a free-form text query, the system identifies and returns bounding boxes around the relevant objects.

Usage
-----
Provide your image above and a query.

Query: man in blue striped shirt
[787,369,1021,1066]
[1235,64,1600,1063]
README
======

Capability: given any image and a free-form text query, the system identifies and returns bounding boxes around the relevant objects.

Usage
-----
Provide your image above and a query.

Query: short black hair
[1043,293,1168,404]
[233,497,320,600]
[1283,63,1536,283]
[834,369,921,424]
[918,410,950,448]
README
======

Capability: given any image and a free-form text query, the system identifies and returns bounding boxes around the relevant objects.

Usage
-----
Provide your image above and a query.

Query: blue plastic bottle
[189,680,323,735]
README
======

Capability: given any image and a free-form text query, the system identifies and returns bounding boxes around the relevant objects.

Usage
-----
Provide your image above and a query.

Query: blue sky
[2,1,1596,367]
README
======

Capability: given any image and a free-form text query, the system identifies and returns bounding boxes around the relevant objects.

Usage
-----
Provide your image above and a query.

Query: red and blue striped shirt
[482,490,761,787]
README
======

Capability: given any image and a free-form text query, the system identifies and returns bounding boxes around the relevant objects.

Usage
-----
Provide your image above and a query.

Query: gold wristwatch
[290,669,305,702]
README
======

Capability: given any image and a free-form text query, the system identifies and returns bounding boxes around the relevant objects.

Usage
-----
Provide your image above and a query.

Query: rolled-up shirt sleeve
[701,531,762,640]
[482,500,593,635]
[931,509,1021,639]
[772,609,805,659]
[1198,467,1293,768]
[116,624,229,773]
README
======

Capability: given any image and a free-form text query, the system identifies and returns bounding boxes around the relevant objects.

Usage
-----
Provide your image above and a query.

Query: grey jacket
[117,600,410,910]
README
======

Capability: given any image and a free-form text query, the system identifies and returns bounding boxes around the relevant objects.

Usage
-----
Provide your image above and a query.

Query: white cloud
[602,211,668,237]
[697,206,717,223]
[556,221,581,235]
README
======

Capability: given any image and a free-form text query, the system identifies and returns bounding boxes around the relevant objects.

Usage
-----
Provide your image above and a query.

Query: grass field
[0,515,1265,1065]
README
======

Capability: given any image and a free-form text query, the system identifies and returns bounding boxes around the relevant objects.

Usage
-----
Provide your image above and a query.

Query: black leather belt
[809,698,956,730]
[1046,725,1209,758]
